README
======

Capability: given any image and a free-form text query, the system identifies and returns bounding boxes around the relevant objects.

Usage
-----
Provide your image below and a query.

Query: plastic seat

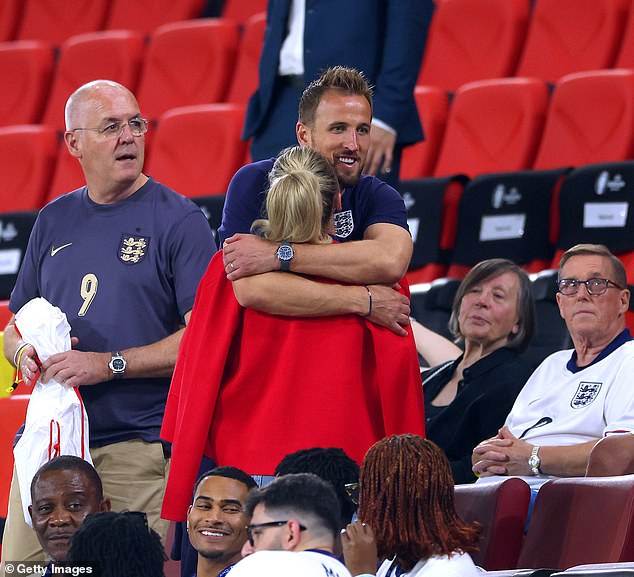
[517,476,634,569]
[410,278,461,342]
[0,211,38,301]
[0,395,30,517]
[616,0,634,67]
[105,0,206,35]
[533,70,634,170]
[418,0,531,91]
[0,125,59,212]
[516,0,629,83]
[0,301,11,328]
[145,104,248,198]
[226,12,267,106]
[433,77,549,178]
[45,140,86,204]
[41,30,146,132]
[445,168,565,279]
[0,41,55,127]
[16,0,109,44]
[222,0,267,25]
[191,195,225,249]
[454,478,531,571]
[402,176,468,284]
[137,19,240,121]
[400,86,450,180]
[0,0,24,42]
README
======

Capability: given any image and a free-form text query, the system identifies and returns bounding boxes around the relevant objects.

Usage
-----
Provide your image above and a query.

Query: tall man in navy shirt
[220,67,412,335]
[2,80,215,564]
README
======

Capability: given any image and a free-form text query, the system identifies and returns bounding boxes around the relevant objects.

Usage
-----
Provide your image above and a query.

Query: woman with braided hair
[342,434,481,577]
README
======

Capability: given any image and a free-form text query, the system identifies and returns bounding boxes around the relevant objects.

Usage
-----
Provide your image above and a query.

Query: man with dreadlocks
[342,435,481,577]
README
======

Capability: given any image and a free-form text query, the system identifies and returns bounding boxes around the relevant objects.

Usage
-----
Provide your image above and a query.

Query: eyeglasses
[344,482,360,505]
[245,520,306,547]
[557,277,624,296]
[71,117,149,139]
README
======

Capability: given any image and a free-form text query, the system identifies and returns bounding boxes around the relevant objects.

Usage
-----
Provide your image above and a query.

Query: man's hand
[365,284,410,337]
[41,349,110,388]
[223,234,278,280]
[472,426,534,477]
[365,125,397,176]
[17,344,42,387]
[341,521,378,576]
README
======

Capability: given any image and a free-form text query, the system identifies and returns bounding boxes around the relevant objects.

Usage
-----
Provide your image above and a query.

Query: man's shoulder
[145,178,202,213]
[231,158,275,186]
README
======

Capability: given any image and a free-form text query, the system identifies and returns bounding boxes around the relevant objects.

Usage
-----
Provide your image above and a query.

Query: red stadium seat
[517,476,634,570]
[0,395,30,517]
[226,12,267,106]
[0,301,12,328]
[0,0,24,42]
[516,0,629,83]
[454,478,531,570]
[533,69,634,170]
[105,0,206,35]
[222,0,267,25]
[400,86,450,180]
[616,0,634,68]
[137,19,240,121]
[16,0,109,44]
[0,41,55,127]
[418,0,531,91]
[145,104,248,198]
[45,140,86,204]
[433,77,549,178]
[0,125,59,212]
[41,30,146,132]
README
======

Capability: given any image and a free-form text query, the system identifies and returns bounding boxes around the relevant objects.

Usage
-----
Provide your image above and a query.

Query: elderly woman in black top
[423,258,535,484]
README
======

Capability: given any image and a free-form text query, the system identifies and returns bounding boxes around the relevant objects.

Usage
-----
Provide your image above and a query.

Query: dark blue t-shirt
[10,178,216,447]
[218,158,409,245]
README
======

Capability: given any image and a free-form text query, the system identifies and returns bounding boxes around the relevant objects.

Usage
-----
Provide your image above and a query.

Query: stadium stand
[145,104,247,198]
[104,0,207,35]
[222,0,267,24]
[454,477,531,570]
[0,125,58,212]
[433,77,549,178]
[136,18,240,121]
[0,41,55,127]
[225,12,267,106]
[45,140,86,204]
[400,85,450,180]
[616,0,634,67]
[533,69,634,170]
[516,0,629,83]
[417,0,531,91]
[41,30,146,132]
[16,0,109,44]
[0,0,23,42]
[0,211,38,301]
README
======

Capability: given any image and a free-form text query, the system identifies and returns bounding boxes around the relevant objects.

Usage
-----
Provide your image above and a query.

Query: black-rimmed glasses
[245,520,306,546]
[71,118,149,139]
[558,277,624,296]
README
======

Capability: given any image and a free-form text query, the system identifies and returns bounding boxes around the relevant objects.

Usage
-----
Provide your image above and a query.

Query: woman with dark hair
[342,434,481,576]
[423,258,536,484]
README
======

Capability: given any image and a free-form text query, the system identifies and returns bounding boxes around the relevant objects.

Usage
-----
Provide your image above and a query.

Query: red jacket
[161,252,425,520]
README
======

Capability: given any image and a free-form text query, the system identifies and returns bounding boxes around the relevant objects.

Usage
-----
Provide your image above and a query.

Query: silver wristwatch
[528,445,541,475]
[108,351,126,379]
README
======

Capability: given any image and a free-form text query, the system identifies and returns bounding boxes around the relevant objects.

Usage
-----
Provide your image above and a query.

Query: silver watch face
[277,244,294,261]
[110,356,126,373]
[528,454,540,469]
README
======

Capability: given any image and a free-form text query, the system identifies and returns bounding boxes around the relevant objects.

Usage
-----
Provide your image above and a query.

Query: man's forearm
[539,440,599,477]
[232,273,368,317]
[120,326,187,379]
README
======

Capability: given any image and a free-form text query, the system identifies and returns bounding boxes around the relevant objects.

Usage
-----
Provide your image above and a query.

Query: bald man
[2,80,215,564]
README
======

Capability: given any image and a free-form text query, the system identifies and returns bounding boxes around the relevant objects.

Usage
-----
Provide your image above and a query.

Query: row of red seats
[0,0,266,44]
[0,13,267,129]
[422,0,634,90]
[404,68,634,181]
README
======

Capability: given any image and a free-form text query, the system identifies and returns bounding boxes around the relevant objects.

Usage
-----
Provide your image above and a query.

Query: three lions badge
[118,234,149,265]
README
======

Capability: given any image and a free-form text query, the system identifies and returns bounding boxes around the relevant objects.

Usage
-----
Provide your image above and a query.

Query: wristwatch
[528,445,541,476]
[276,241,294,272]
[108,351,127,379]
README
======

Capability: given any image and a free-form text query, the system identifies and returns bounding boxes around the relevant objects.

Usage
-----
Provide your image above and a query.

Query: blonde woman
[161,147,425,522]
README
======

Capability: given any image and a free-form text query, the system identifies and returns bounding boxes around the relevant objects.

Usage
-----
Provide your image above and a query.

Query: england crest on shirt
[570,381,602,409]
[334,210,354,238]
[118,234,149,265]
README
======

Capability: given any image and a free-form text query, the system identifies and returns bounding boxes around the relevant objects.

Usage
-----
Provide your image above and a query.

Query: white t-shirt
[230,550,352,577]
[376,553,481,577]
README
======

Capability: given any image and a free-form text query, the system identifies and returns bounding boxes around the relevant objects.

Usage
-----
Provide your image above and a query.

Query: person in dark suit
[243,0,433,188]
